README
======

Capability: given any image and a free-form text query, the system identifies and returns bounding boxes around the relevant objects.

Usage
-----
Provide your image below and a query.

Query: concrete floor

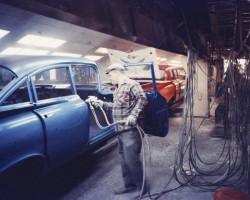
[0,107,249,200]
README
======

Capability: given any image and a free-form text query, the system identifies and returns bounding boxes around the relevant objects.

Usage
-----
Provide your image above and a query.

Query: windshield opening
[0,66,16,91]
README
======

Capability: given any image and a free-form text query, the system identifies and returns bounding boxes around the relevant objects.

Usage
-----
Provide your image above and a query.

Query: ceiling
[0,0,249,63]
[0,1,177,68]
[207,0,250,59]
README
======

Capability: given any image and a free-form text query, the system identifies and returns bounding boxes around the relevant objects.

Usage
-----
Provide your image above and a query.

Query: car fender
[158,83,176,102]
[0,107,46,174]
[1,153,47,175]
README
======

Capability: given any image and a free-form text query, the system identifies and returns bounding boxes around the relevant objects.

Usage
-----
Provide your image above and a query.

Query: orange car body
[141,65,186,105]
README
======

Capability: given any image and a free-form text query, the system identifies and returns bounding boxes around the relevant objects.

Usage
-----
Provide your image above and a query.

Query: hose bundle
[173,49,250,192]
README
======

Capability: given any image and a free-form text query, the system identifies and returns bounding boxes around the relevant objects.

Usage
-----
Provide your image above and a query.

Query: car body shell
[0,57,169,176]
[140,65,185,105]
[159,65,185,104]
[0,55,114,174]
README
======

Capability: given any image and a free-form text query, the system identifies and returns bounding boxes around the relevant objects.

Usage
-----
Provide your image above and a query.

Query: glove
[93,99,103,108]
[86,96,103,108]
[125,115,137,126]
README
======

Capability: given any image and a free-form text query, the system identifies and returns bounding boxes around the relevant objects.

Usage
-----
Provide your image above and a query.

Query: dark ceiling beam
[0,0,190,55]
[208,3,222,58]
[173,0,212,58]
[2,0,247,59]
[0,0,108,32]
[129,0,190,53]
[208,0,250,58]
[234,0,243,51]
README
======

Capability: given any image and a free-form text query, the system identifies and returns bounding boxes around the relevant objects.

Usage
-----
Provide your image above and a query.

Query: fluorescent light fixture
[157,57,167,64]
[51,52,82,57]
[157,57,167,62]
[84,55,103,61]
[0,47,49,55]
[17,34,66,48]
[170,60,182,66]
[0,29,10,39]
[95,47,108,54]
[170,60,181,64]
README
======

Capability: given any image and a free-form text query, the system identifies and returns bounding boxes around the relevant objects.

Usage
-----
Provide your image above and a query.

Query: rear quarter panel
[141,81,175,103]
[159,83,176,102]
[0,109,45,173]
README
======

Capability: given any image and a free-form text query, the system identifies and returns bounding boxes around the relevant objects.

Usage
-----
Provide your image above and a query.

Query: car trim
[0,102,34,114]
[34,97,70,109]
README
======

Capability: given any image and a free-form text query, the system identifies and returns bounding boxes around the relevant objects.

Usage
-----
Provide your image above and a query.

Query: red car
[140,65,186,106]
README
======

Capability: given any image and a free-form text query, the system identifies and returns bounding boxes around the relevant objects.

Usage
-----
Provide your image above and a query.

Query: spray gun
[85,96,101,107]
[85,95,97,102]
[85,96,126,128]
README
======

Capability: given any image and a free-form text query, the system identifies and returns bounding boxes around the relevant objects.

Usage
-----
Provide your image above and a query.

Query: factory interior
[0,0,250,199]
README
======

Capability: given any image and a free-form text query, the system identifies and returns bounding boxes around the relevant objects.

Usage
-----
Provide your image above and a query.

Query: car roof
[0,55,96,77]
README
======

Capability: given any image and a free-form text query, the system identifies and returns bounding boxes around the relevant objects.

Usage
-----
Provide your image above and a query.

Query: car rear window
[0,66,16,91]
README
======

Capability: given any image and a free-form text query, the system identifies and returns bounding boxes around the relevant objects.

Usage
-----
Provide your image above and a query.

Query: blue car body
[0,56,168,175]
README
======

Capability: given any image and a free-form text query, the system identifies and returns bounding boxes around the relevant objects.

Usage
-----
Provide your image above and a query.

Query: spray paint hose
[85,97,151,199]
[86,97,115,129]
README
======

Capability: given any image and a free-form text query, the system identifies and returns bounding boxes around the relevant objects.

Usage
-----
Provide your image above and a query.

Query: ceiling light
[17,34,66,48]
[95,47,108,54]
[170,60,181,64]
[169,60,182,66]
[51,52,82,57]
[84,55,103,61]
[0,47,49,55]
[0,29,10,39]
[160,58,167,62]
[157,57,167,62]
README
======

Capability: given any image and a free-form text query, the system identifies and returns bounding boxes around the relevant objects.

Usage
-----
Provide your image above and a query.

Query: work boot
[114,186,137,195]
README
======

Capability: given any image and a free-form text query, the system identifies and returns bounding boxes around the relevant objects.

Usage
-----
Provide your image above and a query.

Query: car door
[125,63,169,137]
[30,65,89,169]
[71,64,114,145]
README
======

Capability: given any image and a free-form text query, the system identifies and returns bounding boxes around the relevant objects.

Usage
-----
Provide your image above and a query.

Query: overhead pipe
[233,0,243,51]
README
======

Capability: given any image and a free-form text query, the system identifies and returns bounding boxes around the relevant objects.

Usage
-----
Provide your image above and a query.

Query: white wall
[193,60,209,117]
[208,65,217,96]
[169,53,209,117]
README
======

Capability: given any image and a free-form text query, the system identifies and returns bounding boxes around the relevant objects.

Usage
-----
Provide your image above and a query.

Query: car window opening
[72,64,99,101]
[0,66,16,92]
[32,67,72,100]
